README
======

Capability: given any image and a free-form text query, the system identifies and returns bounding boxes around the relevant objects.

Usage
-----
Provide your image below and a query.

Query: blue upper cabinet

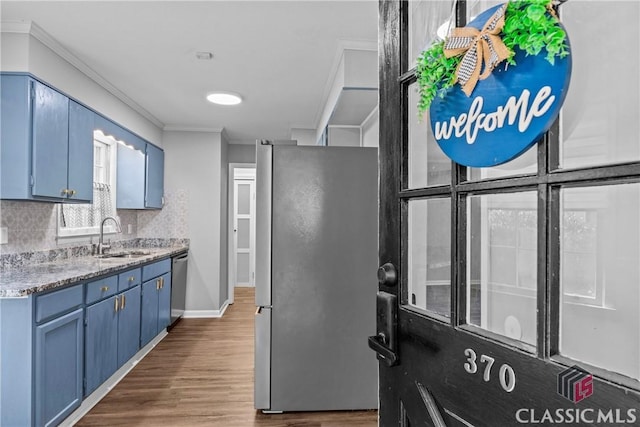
[97,114,164,210]
[68,100,95,201]
[145,143,164,209]
[116,140,164,210]
[0,74,94,202]
[31,80,70,199]
[116,139,146,209]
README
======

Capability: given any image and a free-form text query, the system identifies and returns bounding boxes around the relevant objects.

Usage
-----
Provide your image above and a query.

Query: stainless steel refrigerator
[254,141,378,412]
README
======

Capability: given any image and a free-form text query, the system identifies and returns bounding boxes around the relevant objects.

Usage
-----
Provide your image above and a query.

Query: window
[399,0,640,380]
[57,130,118,237]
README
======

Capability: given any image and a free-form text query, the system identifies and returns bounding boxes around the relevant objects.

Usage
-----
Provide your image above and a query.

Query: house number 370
[464,348,516,393]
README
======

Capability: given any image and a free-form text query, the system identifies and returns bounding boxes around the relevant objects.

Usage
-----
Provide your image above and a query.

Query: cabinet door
[35,308,83,427]
[67,100,95,202]
[140,278,160,347]
[117,286,141,367]
[116,142,146,209]
[157,272,172,332]
[85,297,118,396]
[145,143,164,208]
[0,74,31,199]
[31,80,70,199]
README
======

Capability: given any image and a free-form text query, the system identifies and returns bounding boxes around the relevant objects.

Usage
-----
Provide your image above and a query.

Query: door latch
[368,290,399,366]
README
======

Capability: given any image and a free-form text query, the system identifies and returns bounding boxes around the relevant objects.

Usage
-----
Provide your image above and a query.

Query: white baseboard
[63,330,169,426]
[183,300,229,318]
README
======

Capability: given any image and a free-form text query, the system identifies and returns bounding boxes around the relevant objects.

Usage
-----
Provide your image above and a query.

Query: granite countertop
[0,245,188,298]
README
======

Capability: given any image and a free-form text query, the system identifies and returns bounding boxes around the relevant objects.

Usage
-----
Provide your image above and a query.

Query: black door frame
[377,0,640,425]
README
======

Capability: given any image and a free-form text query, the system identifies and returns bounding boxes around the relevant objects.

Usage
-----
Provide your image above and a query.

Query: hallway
[76,287,378,426]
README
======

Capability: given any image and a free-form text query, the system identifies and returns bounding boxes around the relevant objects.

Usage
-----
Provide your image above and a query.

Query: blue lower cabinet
[84,296,119,397]
[117,285,141,366]
[140,278,160,347]
[35,308,84,427]
[141,270,171,347]
[85,283,143,396]
[158,272,172,331]
[1,258,173,426]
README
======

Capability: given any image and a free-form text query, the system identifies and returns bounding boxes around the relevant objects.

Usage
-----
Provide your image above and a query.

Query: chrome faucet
[97,216,122,255]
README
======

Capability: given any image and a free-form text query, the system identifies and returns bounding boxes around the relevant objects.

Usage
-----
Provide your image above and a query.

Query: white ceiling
[1,1,379,143]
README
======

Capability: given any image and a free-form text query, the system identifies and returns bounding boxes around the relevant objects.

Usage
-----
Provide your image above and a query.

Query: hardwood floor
[76,287,378,426]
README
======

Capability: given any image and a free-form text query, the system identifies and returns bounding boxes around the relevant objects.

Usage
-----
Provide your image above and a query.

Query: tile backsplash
[0,189,188,255]
[137,189,188,239]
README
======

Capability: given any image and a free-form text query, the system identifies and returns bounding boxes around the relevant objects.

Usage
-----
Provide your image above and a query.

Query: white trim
[361,104,379,129]
[183,300,229,319]
[61,330,168,427]
[163,126,225,133]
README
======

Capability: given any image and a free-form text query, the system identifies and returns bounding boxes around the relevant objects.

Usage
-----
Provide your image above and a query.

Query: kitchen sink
[96,250,151,259]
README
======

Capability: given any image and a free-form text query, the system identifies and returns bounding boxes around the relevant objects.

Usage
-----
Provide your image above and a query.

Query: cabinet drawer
[35,284,83,323]
[85,275,118,305]
[118,268,141,292]
[142,258,171,281]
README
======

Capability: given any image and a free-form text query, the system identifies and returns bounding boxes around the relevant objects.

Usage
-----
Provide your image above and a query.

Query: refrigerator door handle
[255,306,271,410]
[255,305,272,315]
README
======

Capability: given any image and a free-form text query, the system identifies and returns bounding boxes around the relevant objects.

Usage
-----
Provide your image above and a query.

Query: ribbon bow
[444,4,511,96]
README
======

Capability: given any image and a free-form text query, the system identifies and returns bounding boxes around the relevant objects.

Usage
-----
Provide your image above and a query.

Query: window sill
[57,226,119,244]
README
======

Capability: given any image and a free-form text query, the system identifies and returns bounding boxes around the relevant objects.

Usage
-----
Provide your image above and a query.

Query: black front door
[373,1,640,425]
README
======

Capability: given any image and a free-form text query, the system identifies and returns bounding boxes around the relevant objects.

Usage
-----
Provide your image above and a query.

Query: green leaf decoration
[415,41,462,117]
[415,0,569,117]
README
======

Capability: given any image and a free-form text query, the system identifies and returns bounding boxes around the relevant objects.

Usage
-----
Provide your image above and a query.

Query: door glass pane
[560,183,640,380]
[408,82,451,188]
[468,0,503,21]
[408,0,454,71]
[236,253,250,284]
[467,145,537,181]
[407,198,451,317]
[237,218,250,249]
[559,2,640,169]
[237,183,251,215]
[467,192,537,347]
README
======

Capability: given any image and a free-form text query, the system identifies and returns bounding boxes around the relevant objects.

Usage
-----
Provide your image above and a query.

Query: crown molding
[163,126,225,134]
[1,20,165,129]
[1,19,32,33]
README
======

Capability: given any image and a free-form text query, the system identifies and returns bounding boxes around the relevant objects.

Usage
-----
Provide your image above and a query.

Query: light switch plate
[0,227,8,244]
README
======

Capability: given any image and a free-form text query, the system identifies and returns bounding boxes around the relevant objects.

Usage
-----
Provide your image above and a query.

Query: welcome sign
[428,4,572,168]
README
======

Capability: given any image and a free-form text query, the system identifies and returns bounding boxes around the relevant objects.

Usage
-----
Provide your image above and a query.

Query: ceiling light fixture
[206,92,243,106]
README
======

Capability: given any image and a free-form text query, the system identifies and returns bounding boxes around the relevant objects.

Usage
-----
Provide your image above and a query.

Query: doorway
[228,164,256,305]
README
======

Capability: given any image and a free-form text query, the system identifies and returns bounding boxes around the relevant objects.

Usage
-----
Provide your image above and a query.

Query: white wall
[163,131,228,312]
[228,144,256,163]
[1,30,162,145]
[328,126,361,147]
[361,107,379,147]
[291,128,317,146]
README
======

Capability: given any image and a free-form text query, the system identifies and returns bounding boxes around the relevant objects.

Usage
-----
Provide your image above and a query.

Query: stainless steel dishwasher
[169,252,188,330]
